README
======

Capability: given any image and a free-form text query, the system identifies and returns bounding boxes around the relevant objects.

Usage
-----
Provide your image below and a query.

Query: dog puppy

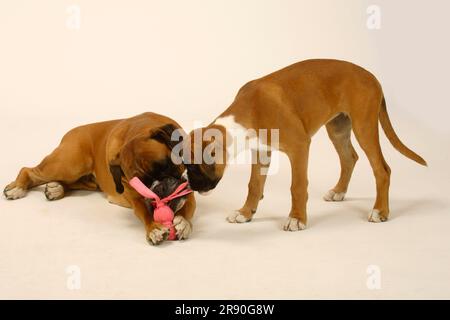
[183,59,426,230]
[3,112,195,245]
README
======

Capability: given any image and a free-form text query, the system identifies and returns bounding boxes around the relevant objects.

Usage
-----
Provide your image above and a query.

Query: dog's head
[109,124,185,196]
[183,126,227,194]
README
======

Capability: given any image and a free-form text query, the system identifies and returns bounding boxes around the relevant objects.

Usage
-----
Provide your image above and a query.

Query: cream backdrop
[0,0,449,299]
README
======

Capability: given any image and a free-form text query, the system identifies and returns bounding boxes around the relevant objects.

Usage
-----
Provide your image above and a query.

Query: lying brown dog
[184,59,426,230]
[3,112,195,245]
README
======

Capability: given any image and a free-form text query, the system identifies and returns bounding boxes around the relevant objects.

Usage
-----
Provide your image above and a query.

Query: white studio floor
[1,113,449,299]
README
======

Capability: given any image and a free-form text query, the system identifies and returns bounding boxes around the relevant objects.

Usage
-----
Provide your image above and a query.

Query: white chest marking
[214,115,275,160]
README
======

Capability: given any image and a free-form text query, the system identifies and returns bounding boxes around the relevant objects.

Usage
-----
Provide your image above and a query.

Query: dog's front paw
[146,225,170,245]
[173,216,192,240]
[283,217,306,231]
[3,183,26,200]
[227,210,252,223]
[368,209,388,223]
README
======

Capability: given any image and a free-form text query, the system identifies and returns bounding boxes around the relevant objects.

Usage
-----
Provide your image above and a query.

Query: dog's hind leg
[4,138,93,200]
[351,106,391,222]
[323,113,359,202]
[227,149,271,223]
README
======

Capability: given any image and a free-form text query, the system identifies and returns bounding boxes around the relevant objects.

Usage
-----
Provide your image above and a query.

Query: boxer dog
[184,59,426,230]
[3,112,195,245]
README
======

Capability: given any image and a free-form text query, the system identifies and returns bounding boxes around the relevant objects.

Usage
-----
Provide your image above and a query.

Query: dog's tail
[379,96,427,166]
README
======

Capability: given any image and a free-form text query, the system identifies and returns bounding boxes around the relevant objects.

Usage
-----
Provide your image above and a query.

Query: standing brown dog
[3,112,195,245]
[184,59,426,230]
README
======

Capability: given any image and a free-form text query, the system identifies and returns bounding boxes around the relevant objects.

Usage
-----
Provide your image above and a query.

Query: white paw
[146,227,170,245]
[368,209,387,223]
[4,186,27,200]
[283,217,306,231]
[173,216,192,240]
[323,190,346,201]
[227,210,251,223]
[44,182,64,201]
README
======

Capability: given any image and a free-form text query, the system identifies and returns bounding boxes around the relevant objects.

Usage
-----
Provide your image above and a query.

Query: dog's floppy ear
[109,163,124,194]
[150,124,182,150]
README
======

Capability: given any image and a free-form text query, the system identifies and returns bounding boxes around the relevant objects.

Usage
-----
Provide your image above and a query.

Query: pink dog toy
[129,177,192,240]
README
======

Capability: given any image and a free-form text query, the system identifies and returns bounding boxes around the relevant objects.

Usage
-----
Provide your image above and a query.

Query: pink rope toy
[129,177,192,240]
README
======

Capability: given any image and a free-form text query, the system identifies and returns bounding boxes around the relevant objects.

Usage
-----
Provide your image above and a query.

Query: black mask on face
[145,176,188,213]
